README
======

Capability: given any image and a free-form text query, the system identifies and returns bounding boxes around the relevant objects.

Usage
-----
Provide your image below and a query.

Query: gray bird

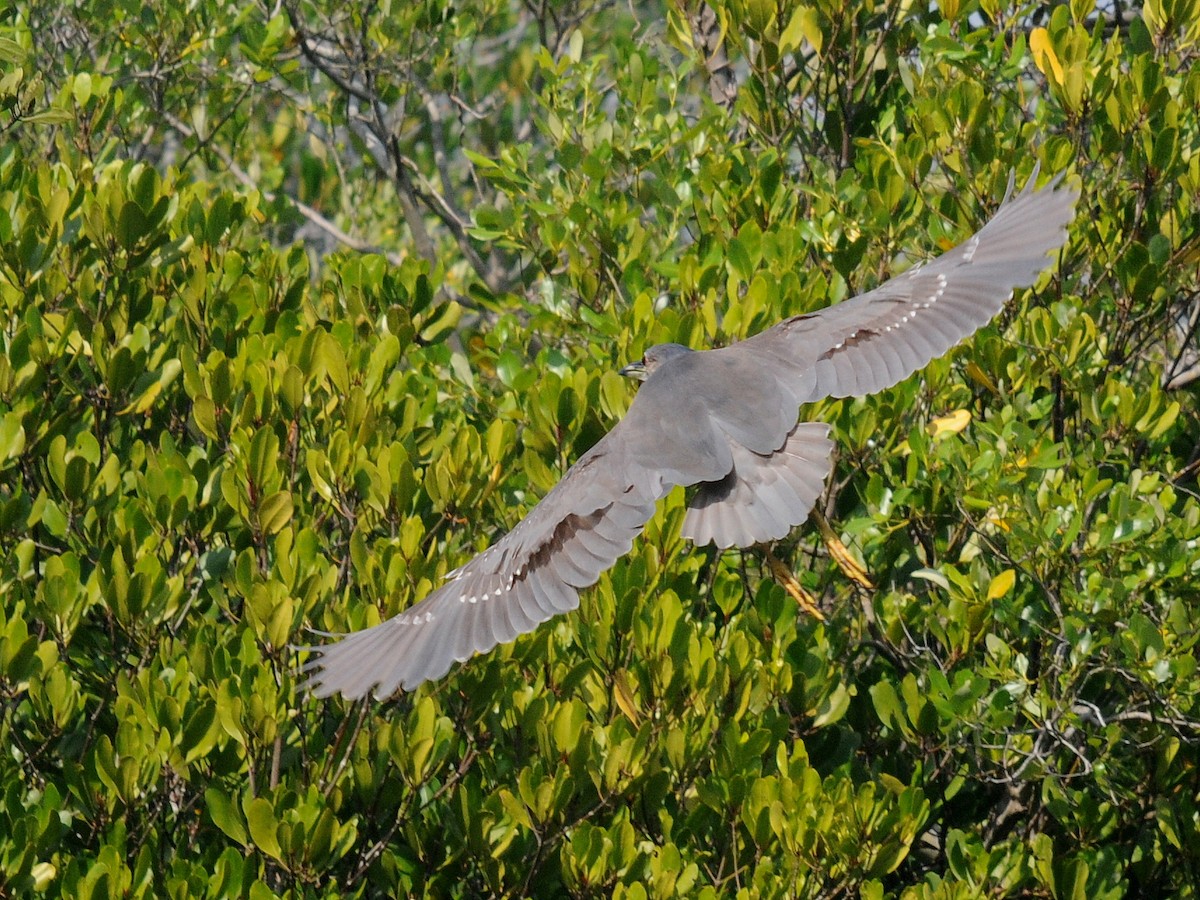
[302,167,1077,699]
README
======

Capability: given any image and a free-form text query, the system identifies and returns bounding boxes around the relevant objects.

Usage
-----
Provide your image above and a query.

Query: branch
[283,2,376,104]
[160,110,402,264]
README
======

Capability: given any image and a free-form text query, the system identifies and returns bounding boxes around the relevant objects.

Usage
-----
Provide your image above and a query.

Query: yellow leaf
[477,461,505,507]
[965,361,1000,395]
[984,510,1012,533]
[118,381,162,415]
[779,5,823,56]
[612,669,641,726]
[1178,236,1200,267]
[119,359,182,415]
[31,863,56,891]
[814,511,875,590]
[987,569,1016,601]
[1029,27,1064,86]
[929,408,971,437]
[764,549,826,620]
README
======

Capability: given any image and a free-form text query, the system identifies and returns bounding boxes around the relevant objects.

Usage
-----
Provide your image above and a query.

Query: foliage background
[2,0,1199,896]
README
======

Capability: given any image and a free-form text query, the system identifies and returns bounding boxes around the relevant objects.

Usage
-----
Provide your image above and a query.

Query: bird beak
[619,361,646,380]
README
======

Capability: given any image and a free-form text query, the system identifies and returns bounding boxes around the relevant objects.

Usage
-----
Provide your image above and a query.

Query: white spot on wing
[962,235,980,262]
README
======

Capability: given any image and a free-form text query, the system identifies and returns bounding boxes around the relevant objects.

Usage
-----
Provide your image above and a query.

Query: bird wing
[737,166,1078,401]
[679,166,1076,548]
[300,424,661,699]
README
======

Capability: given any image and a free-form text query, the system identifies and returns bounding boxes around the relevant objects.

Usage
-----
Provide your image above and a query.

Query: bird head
[619,343,692,382]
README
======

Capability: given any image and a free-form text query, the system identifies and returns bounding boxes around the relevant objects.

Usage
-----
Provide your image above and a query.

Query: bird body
[302,168,1078,699]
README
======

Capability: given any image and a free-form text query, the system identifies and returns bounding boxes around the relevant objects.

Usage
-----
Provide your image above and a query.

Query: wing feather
[735,167,1077,401]
[301,429,661,699]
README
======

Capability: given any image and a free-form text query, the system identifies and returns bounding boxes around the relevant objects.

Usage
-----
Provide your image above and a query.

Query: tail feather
[682,422,834,549]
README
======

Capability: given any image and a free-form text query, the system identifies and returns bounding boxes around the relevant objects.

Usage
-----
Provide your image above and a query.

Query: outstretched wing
[680,166,1077,548]
[301,427,660,699]
[738,166,1078,401]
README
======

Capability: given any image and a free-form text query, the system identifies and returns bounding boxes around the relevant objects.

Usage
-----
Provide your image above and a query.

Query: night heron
[302,167,1077,699]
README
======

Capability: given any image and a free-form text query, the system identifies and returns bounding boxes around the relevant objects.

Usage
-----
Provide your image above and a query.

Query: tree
[1,0,1199,896]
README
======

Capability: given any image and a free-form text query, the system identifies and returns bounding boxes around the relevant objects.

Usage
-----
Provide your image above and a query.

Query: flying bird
[301,167,1077,699]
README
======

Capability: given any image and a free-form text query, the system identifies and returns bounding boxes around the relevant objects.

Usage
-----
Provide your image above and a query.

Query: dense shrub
[1,0,1199,896]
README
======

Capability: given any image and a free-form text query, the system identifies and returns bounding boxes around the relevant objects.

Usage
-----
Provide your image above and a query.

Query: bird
[300,166,1078,700]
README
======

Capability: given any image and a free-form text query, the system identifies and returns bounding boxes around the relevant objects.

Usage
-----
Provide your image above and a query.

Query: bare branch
[160,110,402,264]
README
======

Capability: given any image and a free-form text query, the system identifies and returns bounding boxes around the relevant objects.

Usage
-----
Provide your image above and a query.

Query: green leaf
[869,680,903,731]
[117,201,149,250]
[248,426,280,488]
[24,109,74,125]
[193,395,219,440]
[258,490,293,535]
[72,73,93,106]
[206,789,248,845]
[1147,233,1171,267]
[0,411,26,465]
[244,797,283,861]
[0,37,26,64]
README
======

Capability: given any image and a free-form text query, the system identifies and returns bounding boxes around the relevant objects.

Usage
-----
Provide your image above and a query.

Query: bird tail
[681,422,833,549]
